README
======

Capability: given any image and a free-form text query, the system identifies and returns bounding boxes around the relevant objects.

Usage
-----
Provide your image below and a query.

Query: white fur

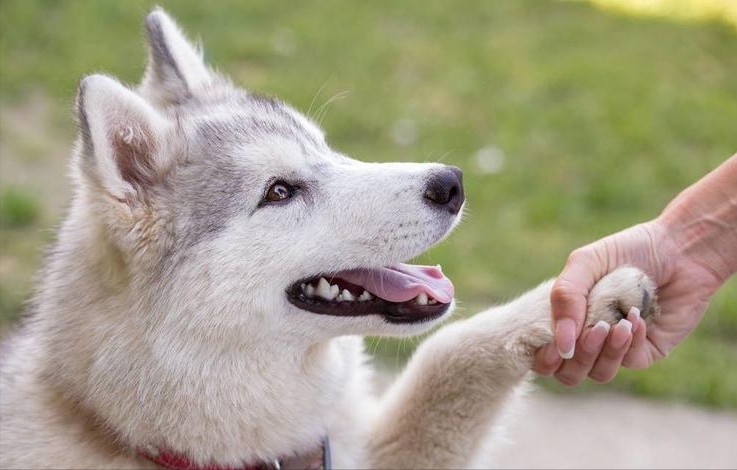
[139,8,212,106]
[0,10,659,469]
[79,74,171,199]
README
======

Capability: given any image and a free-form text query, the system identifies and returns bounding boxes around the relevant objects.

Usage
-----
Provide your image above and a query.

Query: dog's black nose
[424,166,464,214]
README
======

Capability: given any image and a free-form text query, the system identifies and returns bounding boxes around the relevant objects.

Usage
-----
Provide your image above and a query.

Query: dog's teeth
[317,278,335,300]
[428,298,438,304]
[358,290,372,301]
[342,289,355,301]
[304,284,315,298]
[330,284,340,299]
[415,292,429,305]
[335,293,344,302]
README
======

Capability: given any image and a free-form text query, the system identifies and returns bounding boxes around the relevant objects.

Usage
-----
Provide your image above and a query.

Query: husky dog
[0,9,659,469]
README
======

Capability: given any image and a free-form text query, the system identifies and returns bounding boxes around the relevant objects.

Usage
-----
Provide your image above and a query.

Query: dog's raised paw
[586,266,659,327]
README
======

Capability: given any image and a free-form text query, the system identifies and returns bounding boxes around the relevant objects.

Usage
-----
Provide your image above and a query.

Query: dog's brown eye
[264,181,295,203]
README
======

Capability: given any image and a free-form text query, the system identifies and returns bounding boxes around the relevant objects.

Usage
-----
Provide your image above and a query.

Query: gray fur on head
[140,7,213,105]
[1,8,662,469]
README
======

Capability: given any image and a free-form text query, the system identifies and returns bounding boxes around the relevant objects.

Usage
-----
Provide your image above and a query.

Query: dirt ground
[492,391,737,469]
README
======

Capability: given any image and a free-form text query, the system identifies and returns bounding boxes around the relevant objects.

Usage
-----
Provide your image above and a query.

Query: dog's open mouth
[287,264,454,324]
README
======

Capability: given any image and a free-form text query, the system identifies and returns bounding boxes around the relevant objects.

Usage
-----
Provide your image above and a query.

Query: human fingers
[588,319,633,383]
[622,308,651,369]
[533,343,564,376]
[553,321,611,387]
[550,248,608,359]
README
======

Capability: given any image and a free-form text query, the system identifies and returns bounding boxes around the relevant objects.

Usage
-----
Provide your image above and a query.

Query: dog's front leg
[366,267,658,469]
[366,280,556,469]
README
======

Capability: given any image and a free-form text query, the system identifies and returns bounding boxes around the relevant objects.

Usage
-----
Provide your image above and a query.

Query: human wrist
[657,190,737,285]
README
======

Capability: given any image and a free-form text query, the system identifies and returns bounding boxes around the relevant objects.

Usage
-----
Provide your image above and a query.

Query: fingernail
[611,319,633,349]
[583,321,610,353]
[556,318,576,359]
[627,307,641,332]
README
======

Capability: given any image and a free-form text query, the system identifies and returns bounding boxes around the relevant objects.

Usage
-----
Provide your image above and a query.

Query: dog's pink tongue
[339,263,454,303]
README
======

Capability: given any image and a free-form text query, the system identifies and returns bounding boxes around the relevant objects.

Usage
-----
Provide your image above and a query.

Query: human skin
[534,153,737,385]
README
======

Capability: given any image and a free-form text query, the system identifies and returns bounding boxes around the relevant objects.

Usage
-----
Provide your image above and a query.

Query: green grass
[1,0,736,407]
[0,187,40,227]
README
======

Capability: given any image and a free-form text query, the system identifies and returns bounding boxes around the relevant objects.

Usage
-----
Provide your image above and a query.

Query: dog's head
[73,9,464,341]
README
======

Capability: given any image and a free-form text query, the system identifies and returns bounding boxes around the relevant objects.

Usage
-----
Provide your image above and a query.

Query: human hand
[533,219,724,385]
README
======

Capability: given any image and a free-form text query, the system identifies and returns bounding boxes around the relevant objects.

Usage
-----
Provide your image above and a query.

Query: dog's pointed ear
[139,8,211,105]
[76,74,171,201]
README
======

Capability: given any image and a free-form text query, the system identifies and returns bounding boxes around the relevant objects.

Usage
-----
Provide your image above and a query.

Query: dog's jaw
[1,7,464,468]
[285,263,454,324]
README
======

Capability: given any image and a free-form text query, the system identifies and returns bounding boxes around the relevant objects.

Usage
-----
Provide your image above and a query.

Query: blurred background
[1,0,736,466]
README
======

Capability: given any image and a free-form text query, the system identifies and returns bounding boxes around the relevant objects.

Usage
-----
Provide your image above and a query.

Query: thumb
[551,249,605,359]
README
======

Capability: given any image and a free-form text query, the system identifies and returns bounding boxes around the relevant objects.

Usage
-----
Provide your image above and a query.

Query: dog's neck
[42,312,351,465]
[138,436,330,470]
[35,206,363,465]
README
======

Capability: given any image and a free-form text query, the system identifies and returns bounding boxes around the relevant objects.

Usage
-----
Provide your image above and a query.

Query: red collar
[139,438,330,470]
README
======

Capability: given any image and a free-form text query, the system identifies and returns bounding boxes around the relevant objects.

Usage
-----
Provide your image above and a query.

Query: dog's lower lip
[286,277,450,324]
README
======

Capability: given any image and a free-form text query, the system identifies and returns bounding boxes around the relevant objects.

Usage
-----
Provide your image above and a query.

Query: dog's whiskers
[306,79,331,121]
[314,90,350,126]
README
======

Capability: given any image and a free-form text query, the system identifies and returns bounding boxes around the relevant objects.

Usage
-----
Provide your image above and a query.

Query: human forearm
[658,153,737,285]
